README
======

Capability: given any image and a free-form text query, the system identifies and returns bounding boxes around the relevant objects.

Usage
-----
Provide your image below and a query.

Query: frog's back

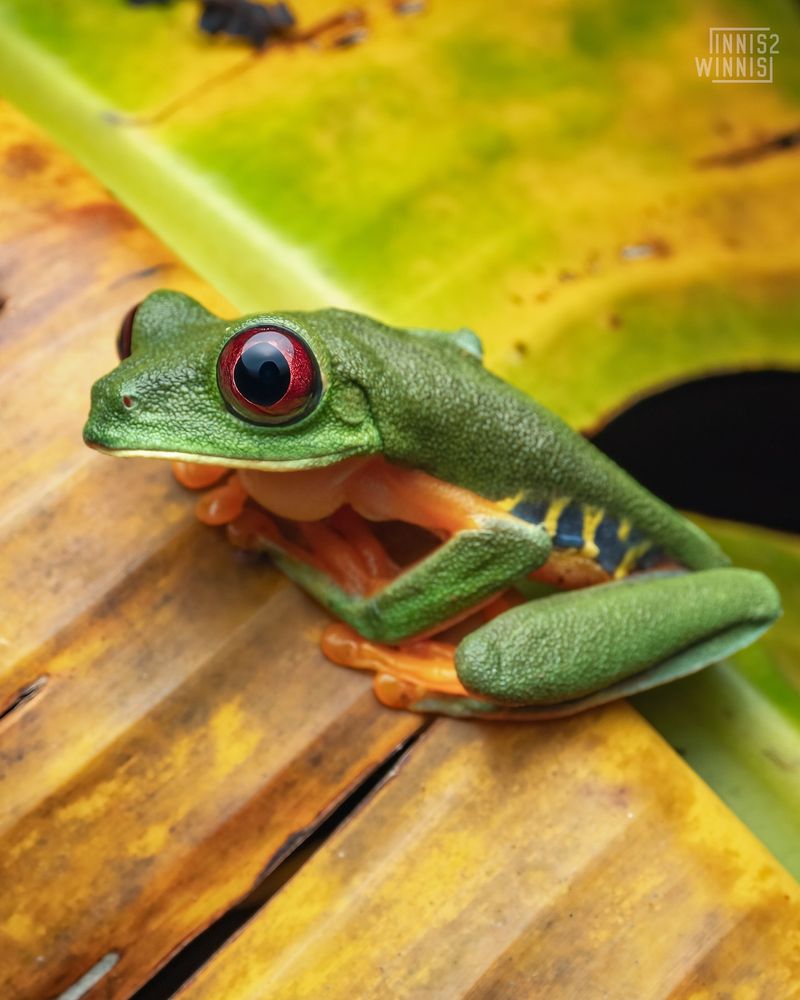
[477,385,727,574]
[471,373,728,574]
[332,312,728,574]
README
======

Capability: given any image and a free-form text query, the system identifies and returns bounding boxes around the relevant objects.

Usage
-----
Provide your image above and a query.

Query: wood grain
[179,711,800,1000]
[0,100,421,1000]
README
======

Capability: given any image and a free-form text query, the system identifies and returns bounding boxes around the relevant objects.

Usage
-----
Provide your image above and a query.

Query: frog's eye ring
[117,303,139,360]
[217,326,320,425]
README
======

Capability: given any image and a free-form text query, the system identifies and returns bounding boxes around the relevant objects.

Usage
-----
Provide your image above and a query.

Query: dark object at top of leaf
[199,1,296,48]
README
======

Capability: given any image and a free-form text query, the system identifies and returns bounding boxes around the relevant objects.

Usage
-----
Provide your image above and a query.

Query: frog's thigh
[455,567,781,713]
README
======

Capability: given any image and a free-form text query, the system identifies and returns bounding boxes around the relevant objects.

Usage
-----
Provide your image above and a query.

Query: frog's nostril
[121,394,136,409]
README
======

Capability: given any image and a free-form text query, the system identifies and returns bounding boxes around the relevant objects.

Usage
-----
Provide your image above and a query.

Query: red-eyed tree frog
[84,291,781,719]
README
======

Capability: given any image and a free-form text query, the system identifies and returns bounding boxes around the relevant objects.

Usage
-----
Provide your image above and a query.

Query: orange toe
[321,623,468,696]
[195,475,248,526]
[172,460,229,490]
[373,673,430,710]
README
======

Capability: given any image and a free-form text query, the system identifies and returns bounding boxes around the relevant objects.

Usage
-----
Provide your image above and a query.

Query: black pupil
[234,339,291,406]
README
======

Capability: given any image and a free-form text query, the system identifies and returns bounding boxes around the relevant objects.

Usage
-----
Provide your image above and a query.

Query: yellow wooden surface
[1,99,799,1000]
[180,712,800,1000]
[0,100,421,1000]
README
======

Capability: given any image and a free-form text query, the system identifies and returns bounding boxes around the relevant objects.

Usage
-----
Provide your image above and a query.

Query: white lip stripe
[84,441,364,472]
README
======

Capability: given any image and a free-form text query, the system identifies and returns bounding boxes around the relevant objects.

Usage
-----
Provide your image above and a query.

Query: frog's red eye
[117,303,139,360]
[217,326,320,425]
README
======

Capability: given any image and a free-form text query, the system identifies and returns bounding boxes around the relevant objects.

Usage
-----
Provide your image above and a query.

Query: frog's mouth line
[84,441,365,473]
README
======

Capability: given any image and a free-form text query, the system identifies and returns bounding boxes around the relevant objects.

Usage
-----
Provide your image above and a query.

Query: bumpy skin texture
[85,293,381,468]
[85,292,726,571]
[84,292,783,714]
[455,568,780,705]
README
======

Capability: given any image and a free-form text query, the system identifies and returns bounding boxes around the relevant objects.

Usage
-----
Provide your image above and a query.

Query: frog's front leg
[261,505,550,643]
[326,567,780,718]
[224,458,552,642]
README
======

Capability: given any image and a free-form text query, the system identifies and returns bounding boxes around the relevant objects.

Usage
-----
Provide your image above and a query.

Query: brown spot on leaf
[585,250,601,273]
[762,747,798,773]
[620,238,672,261]
[392,0,426,14]
[3,142,47,178]
[696,127,800,168]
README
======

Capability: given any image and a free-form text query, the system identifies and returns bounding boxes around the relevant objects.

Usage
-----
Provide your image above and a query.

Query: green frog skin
[83,290,781,719]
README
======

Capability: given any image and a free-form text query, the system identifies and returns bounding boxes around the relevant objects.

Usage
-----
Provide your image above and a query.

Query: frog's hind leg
[322,623,466,695]
[321,621,525,717]
[325,568,780,719]
[321,622,502,716]
[450,566,780,718]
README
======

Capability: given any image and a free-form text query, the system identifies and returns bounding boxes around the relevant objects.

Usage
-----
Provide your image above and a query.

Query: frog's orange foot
[226,506,399,597]
[195,474,248,526]
[172,461,248,526]
[172,460,229,490]
[226,505,292,553]
[321,623,468,697]
[372,673,433,711]
[323,629,514,717]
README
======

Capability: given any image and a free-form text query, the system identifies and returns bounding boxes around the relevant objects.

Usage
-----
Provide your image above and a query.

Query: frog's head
[83,290,382,470]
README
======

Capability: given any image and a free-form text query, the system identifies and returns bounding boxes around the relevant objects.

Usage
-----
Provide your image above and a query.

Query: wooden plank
[178,710,800,999]
[0,99,421,1000]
